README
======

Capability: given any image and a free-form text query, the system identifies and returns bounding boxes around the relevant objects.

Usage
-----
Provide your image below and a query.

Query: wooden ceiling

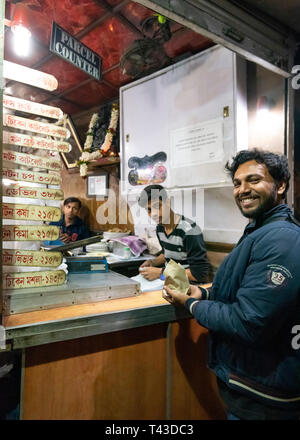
[4,0,214,138]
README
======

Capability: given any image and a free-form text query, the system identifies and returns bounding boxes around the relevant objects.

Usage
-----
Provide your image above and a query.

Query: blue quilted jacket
[186,204,300,409]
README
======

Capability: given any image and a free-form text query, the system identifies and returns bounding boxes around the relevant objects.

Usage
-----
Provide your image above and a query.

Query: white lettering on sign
[50,22,101,81]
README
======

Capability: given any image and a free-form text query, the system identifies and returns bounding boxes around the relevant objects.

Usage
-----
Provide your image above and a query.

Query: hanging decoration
[77,103,119,177]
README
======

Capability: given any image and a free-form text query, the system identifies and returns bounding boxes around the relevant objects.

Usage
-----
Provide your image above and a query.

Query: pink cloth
[110,236,147,256]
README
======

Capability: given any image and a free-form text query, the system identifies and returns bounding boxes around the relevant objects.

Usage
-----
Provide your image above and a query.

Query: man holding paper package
[163,149,300,420]
[137,184,210,284]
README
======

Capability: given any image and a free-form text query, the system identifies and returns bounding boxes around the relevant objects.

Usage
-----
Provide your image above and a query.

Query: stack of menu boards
[2,61,72,294]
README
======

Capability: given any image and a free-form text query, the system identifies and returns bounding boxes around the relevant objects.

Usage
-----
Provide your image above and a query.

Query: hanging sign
[2,225,60,241]
[3,114,70,139]
[3,167,61,185]
[3,184,64,201]
[2,203,61,222]
[3,149,62,171]
[3,249,63,267]
[50,21,102,81]
[3,270,66,290]
[3,130,71,153]
[3,95,63,120]
[3,60,58,91]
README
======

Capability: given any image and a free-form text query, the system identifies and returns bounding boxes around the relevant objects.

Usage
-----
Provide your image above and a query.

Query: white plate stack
[103,231,130,239]
[85,241,109,254]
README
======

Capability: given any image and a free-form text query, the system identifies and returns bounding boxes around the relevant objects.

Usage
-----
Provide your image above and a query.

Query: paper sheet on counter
[131,274,164,292]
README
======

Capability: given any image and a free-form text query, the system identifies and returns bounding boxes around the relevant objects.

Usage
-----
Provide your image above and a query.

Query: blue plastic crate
[66,257,108,274]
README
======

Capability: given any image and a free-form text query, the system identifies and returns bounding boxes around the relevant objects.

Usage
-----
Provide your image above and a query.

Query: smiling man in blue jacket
[164,149,300,420]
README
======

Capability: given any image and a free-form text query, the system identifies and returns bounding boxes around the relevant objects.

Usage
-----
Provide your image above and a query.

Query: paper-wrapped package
[163,259,190,294]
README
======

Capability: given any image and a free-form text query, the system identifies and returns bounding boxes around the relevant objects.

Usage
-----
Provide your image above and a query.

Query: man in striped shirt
[138,185,210,283]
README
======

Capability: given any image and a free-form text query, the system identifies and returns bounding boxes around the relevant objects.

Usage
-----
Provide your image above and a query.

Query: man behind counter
[138,184,210,283]
[46,197,90,245]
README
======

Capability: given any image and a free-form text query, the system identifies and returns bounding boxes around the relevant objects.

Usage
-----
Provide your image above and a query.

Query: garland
[77,103,119,177]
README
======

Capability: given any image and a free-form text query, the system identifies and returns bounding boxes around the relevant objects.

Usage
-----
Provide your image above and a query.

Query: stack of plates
[103,231,130,239]
[85,242,109,255]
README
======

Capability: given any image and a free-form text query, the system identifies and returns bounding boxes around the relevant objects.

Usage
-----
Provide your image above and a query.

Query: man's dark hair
[63,197,82,209]
[138,184,168,208]
[225,149,290,198]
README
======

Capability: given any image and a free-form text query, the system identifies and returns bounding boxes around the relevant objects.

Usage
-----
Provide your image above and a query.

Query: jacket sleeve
[78,224,90,240]
[185,227,300,345]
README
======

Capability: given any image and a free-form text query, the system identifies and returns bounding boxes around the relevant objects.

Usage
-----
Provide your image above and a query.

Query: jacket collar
[243,203,292,235]
[60,215,82,227]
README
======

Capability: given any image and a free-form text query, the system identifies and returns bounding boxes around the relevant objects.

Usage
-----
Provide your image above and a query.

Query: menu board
[2,62,69,292]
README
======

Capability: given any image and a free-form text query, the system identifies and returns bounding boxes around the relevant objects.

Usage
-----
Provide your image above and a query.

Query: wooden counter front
[3,288,225,420]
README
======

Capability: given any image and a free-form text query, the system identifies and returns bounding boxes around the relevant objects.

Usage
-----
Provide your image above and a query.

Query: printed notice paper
[170,119,224,168]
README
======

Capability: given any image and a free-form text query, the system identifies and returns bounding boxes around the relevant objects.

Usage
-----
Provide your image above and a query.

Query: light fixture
[256,95,277,130]
[6,3,32,57]
[256,96,270,118]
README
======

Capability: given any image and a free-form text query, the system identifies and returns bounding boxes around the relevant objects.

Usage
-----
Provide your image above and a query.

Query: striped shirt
[156,215,210,283]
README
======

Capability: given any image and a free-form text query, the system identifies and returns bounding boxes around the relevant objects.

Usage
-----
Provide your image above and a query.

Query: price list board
[2,62,71,292]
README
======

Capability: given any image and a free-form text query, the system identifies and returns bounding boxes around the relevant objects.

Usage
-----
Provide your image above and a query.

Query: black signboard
[50,22,102,81]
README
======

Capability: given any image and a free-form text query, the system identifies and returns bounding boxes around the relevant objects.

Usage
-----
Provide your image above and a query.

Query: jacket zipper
[228,377,300,403]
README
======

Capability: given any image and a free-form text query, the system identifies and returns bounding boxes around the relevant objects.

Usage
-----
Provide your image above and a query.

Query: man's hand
[163,286,190,306]
[162,285,203,306]
[139,266,161,280]
[60,233,71,243]
[139,260,153,269]
[188,284,203,299]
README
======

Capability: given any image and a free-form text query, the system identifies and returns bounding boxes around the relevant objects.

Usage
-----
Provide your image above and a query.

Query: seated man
[46,197,90,245]
[138,185,210,283]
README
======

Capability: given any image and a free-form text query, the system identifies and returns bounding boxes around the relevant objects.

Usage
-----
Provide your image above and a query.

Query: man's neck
[64,216,76,227]
[163,211,180,235]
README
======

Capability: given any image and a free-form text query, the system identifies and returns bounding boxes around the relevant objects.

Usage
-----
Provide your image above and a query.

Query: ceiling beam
[38,21,195,107]
[4,0,135,104]
[93,0,143,37]
[31,1,134,71]
[9,22,202,110]
[132,0,297,76]
[40,63,120,106]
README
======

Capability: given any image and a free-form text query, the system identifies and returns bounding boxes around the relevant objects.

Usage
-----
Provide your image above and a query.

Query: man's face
[233,160,286,220]
[63,202,80,222]
[147,199,170,224]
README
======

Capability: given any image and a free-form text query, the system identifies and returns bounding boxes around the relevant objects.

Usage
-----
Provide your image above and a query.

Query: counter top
[3,289,193,350]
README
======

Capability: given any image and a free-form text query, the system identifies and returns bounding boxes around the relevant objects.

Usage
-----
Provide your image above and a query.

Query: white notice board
[120,45,247,194]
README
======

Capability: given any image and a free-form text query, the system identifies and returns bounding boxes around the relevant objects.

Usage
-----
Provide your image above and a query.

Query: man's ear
[277,181,287,197]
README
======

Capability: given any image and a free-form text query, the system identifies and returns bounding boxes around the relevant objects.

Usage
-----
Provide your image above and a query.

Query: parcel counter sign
[50,22,102,81]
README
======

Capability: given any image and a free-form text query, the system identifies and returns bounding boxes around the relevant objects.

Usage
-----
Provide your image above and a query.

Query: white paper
[88,175,107,196]
[131,274,164,292]
[170,119,224,168]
